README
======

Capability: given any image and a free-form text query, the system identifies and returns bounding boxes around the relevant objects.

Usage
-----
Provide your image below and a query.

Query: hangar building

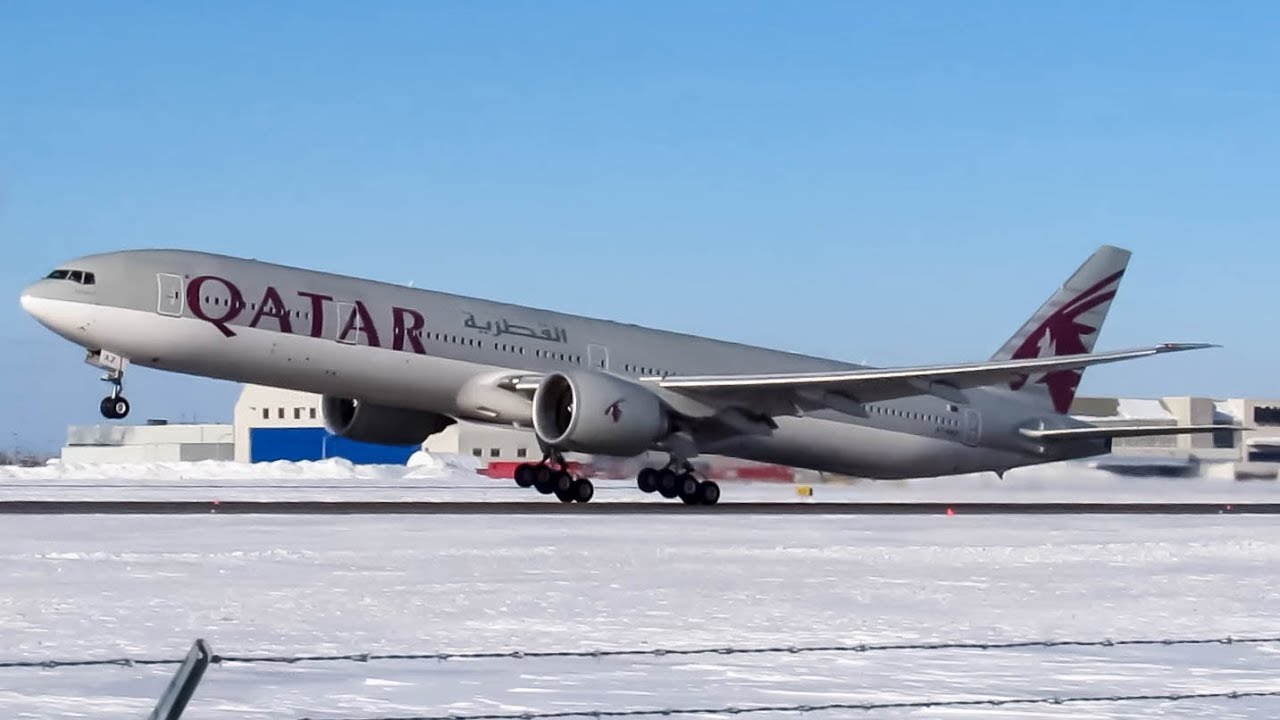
[231,385,418,464]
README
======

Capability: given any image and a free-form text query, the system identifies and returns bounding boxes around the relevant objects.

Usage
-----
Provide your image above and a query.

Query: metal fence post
[147,639,211,720]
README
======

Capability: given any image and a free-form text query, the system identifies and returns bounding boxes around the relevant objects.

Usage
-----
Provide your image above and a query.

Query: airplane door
[157,274,184,316]
[588,343,609,370]
[962,408,982,446]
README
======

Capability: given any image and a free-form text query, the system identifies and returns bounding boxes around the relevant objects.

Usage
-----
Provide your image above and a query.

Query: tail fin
[993,245,1131,414]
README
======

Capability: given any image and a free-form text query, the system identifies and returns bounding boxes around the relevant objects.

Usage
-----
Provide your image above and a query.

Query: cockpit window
[45,269,96,285]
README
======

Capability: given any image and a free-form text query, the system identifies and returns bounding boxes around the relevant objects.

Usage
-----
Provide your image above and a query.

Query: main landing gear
[637,465,720,506]
[513,454,594,504]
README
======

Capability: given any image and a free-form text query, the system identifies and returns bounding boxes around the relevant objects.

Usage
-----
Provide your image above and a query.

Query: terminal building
[59,384,1280,478]
[1069,396,1280,464]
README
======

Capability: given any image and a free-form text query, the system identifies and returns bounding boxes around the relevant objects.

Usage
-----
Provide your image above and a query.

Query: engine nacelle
[532,371,669,456]
[321,396,455,446]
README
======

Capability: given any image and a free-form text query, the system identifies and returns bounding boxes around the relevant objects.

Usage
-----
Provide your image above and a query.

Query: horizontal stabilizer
[1020,424,1238,442]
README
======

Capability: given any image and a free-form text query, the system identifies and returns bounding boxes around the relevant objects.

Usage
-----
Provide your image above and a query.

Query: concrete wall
[1161,396,1217,450]
[62,442,235,463]
[1227,398,1280,461]
[61,423,235,463]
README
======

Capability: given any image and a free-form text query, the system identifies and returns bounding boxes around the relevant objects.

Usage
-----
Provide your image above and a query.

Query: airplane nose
[19,281,61,328]
[20,284,40,315]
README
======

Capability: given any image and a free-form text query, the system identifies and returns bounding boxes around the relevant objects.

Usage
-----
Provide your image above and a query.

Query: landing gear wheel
[550,469,574,494]
[697,480,721,506]
[100,396,130,420]
[555,486,575,503]
[637,467,658,493]
[514,464,537,488]
[676,473,700,500]
[533,465,556,494]
[571,478,594,503]
[656,469,680,499]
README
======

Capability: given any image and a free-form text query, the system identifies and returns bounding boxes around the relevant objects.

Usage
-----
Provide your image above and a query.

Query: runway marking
[0,501,1274,515]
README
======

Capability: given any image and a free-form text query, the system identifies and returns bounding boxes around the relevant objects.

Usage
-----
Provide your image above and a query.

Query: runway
[0,500,1275,514]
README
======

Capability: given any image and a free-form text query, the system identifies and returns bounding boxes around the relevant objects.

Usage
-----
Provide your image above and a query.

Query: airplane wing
[1020,424,1238,441]
[493,342,1215,431]
[649,343,1214,410]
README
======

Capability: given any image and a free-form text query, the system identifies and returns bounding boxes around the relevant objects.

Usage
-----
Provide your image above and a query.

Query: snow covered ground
[0,453,1277,503]
[3,513,1279,719]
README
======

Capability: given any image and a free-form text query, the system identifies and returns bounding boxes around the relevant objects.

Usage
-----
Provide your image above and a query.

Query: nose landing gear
[89,350,130,420]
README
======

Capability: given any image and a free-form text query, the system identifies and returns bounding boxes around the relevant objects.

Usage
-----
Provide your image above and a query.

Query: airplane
[20,245,1230,505]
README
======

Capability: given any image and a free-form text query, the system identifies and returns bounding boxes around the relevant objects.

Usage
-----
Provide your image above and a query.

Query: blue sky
[2,2,1277,451]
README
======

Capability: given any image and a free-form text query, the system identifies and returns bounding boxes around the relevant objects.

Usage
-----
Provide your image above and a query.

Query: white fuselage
[21,250,1063,478]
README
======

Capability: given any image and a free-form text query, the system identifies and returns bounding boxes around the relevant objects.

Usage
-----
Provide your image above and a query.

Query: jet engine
[321,396,455,446]
[532,371,670,456]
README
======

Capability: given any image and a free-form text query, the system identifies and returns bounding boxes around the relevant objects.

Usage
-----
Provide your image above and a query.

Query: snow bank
[0,453,1275,503]
[0,451,484,483]
[0,457,418,482]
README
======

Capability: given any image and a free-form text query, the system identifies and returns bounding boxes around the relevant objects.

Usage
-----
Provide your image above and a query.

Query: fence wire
[299,689,1280,720]
[4,634,1279,671]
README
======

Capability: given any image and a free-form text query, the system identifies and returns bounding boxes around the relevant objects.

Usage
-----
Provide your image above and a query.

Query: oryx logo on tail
[1008,269,1124,413]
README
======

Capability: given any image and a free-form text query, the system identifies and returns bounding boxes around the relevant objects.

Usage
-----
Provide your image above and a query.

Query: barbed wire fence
[299,689,1280,720]
[3,633,1279,719]
[4,633,1280,670]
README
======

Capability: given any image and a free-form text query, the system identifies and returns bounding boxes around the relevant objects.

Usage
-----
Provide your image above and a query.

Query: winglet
[1156,342,1219,352]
